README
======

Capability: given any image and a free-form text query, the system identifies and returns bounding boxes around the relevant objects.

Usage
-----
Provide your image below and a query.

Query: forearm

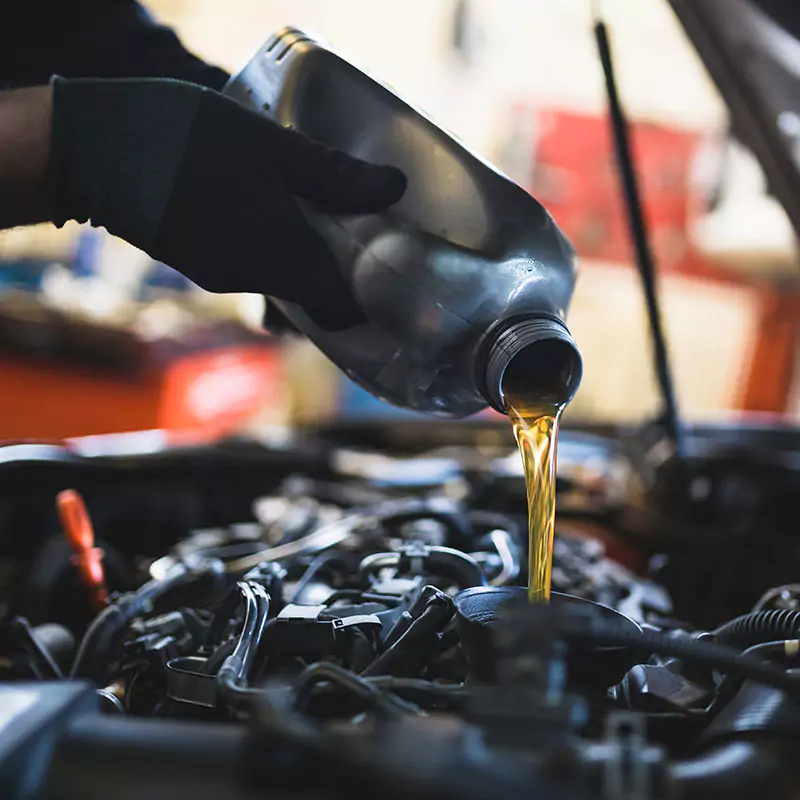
[1,1,228,90]
[0,86,53,229]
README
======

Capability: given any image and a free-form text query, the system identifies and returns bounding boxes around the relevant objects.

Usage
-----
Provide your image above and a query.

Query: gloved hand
[47,77,407,330]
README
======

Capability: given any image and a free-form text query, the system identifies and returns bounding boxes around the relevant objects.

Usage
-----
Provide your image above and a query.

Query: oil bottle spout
[480,315,583,413]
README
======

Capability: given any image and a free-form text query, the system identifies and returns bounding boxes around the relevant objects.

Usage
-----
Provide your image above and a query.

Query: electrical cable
[741,640,800,661]
[287,553,340,605]
[225,498,453,574]
[364,677,468,709]
[294,662,416,716]
[322,590,402,607]
[223,515,360,573]
[488,529,519,586]
[10,617,63,679]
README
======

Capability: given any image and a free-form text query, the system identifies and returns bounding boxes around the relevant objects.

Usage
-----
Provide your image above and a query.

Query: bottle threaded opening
[480,316,583,413]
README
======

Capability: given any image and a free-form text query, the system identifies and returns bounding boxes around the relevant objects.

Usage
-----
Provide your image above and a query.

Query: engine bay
[2,418,800,799]
[0,0,798,797]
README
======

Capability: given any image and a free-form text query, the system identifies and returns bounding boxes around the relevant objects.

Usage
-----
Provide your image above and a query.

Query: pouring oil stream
[506,395,563,603]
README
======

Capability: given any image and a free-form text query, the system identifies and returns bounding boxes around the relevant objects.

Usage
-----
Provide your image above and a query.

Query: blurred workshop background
[1,0,798,442]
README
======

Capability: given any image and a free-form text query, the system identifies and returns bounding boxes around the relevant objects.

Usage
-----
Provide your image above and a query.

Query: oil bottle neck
[479,315,583,414]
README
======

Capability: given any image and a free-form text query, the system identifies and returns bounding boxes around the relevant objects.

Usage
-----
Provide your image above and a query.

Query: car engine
[2,418,800,799]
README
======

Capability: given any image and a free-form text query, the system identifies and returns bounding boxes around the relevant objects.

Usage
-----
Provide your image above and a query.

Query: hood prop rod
[593,9,685,461]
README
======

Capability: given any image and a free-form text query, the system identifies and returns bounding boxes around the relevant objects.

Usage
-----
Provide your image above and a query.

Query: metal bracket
[602,711,666,800]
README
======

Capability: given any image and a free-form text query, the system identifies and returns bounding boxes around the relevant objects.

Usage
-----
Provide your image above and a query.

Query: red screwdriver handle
[56,489,109,609]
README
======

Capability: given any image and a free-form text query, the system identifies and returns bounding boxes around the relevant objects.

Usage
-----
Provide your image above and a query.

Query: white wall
[566,262,758,422]
[148,0,726,156]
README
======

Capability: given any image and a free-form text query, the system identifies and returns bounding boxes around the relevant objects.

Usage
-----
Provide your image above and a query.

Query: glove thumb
[275,126,407,214]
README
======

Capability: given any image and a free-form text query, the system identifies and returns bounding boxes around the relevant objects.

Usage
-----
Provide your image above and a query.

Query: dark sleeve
[754,0,800,38]
[0,0,229,90]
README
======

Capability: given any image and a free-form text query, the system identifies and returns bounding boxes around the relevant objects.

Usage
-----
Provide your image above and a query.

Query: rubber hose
[71,559,222,682]
[563,623,800,700]
[217,582,270,709]
[425,548,487,588]
[70,603,136,681]
[672,740,800,800]
[715,610,800,650]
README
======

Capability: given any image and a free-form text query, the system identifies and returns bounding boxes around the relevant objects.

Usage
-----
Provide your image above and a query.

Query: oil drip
[506,394,564,603]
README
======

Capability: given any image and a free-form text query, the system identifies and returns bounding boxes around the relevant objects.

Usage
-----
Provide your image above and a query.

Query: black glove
[48,77,407,330]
